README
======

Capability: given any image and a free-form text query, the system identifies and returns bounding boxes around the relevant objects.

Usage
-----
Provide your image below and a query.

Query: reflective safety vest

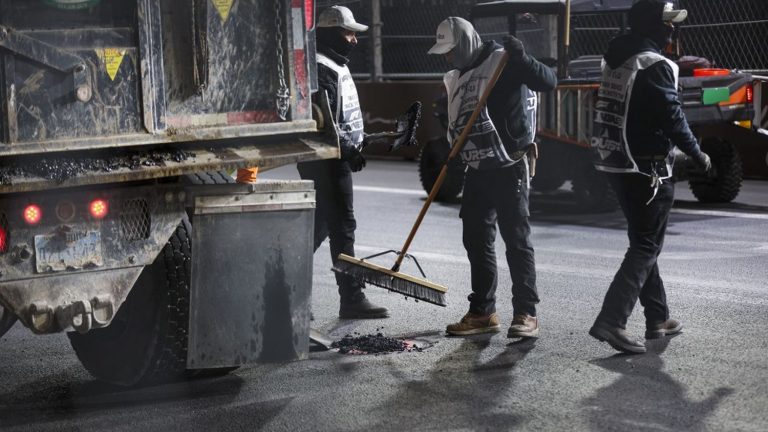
[591,51,678,179]
[317,52,364,149]
[445,49,520,170]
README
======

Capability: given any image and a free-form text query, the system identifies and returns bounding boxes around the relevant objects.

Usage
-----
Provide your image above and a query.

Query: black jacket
[461,41,557,153]
[604,34,703,160]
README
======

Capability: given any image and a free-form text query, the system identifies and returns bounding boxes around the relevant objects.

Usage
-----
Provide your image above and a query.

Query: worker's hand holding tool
[503,35,525,61]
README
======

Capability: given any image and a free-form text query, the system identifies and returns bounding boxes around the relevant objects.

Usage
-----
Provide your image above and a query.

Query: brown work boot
[646,319,683,339]
[589,322,646,354]
[446,312,501,336]
[507,314,539,338]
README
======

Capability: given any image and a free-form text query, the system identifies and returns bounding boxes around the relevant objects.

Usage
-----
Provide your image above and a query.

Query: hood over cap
[428,17,483,69]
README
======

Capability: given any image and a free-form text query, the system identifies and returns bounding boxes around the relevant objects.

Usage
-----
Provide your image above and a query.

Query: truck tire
[418,138,465,202]
[688,138,742,203]
[572,164,618,212]
[69,217,193,386]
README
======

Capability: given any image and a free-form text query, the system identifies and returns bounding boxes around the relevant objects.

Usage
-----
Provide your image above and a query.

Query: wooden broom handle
[392,51,510,271]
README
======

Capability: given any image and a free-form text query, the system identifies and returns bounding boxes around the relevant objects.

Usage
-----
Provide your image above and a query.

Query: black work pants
[460,162,538,316]
[596,173,674,329]
[297,158,364,302]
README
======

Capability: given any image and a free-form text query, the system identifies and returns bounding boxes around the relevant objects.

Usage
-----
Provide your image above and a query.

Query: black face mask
[317,27,356,58]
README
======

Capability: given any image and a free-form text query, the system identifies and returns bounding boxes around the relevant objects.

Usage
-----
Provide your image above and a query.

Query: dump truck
[0,0,336,386]
[416,0,762,211]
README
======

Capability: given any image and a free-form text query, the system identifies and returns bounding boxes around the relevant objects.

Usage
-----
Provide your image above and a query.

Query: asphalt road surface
[1,160,767,431]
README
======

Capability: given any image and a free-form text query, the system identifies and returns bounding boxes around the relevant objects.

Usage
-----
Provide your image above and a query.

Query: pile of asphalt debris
[331,330,422,355]
[0,148,194,184]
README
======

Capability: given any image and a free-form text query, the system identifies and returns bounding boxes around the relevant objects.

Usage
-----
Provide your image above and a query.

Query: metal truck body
[0,0,335,385]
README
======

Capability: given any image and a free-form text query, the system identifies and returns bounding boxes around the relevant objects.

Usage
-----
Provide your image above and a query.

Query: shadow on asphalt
[584,335,734,431]
[0,373,273,430]
[366,334,535,431]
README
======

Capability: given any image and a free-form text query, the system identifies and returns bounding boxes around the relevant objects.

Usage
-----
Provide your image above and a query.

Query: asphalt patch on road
[331,330,428,355]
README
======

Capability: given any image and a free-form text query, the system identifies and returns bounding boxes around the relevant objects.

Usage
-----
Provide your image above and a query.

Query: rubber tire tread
[68,217,192,386]
[688,139,742,203]
[418,138,466,202]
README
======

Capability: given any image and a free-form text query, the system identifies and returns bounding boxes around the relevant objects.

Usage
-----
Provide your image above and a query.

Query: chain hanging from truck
[273,0,291,120]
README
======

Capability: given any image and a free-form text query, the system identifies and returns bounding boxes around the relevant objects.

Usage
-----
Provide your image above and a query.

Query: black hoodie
[603,34,702,161]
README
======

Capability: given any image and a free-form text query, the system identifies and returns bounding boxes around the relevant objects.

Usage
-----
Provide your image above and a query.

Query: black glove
[503,35,525,61]
[342,146,366,172]
[695,151,712,172]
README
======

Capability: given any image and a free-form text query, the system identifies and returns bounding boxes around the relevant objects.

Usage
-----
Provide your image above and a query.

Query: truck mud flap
[185,180,314,369]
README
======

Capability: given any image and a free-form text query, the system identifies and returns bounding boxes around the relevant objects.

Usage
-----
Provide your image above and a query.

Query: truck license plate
[34,231,103,273]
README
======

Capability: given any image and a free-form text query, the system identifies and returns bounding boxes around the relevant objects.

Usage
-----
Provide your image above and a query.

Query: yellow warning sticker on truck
[212,0,234,23]
[100,48,125,81]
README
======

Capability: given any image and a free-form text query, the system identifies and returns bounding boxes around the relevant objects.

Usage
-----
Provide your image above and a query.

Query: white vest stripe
[317,53,364,149]
[445,49,517,170]
[591,51,678,178]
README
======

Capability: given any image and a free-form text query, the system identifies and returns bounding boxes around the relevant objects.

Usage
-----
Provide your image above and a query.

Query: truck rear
[0,0,335,385]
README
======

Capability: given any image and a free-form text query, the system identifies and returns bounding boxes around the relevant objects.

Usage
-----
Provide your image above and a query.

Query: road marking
[355,185,426,196]
[355,185,768,220]
[670,208,768,220]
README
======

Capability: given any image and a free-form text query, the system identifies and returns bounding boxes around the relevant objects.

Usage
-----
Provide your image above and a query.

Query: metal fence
[316,0,768,77]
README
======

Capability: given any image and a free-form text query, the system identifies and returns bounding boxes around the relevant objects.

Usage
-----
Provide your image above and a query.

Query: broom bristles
[332,254,447,307]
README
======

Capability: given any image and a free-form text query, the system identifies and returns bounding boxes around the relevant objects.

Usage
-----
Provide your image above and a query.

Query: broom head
[332,253,447,306]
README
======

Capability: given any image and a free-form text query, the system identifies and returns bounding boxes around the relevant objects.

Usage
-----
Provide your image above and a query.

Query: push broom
[333,51,511,307]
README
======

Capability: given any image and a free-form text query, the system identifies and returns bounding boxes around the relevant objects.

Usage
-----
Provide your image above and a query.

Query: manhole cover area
[331,331,431,355]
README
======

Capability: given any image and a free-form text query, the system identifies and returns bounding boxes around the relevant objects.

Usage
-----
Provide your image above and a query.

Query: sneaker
[589,322,646,354]
[645,319,682,339]
[507,314,539,338]
[446,312,501,336]
[339,297,389,319]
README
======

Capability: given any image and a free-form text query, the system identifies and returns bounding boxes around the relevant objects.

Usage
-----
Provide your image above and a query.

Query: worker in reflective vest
[588,0,712,354]
[297,6,388,319]
[428,17,556,338]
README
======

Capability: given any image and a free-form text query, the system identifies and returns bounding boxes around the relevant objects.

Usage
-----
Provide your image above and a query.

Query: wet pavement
[1,160,767,431]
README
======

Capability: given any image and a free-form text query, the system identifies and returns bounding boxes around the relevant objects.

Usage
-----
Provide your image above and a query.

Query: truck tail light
[0,213,7,253]
[23,204,42,225]
[746,84,754,103]
[0,226,6,253]
[89,199,109,219]
[304,0,314,30]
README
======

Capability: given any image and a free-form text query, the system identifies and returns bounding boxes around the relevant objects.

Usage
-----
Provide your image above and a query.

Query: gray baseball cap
[317,5,368,32]
[428,19,456,55]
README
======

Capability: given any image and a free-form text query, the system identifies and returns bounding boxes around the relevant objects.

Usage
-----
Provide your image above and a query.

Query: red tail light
[0,227,7,253]
[23,204,42,225]
[746,84,754,103]
[89,199,109,219]
[304,0,314,30]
